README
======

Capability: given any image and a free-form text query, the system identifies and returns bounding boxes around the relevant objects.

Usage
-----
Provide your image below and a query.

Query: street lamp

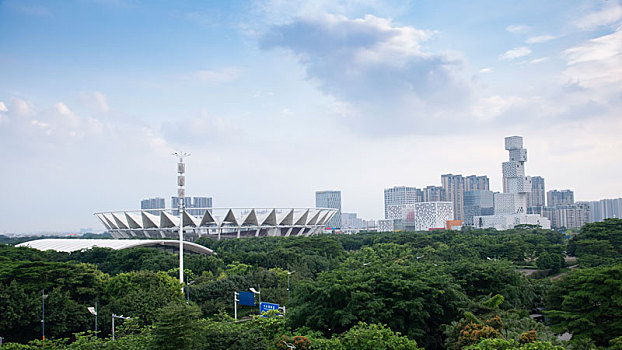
[41,289,48,344]
[287,270,296,302]
[250,286,261,304]
[186,276,194,305]
[111,314,131,342]
[87,303,98,336]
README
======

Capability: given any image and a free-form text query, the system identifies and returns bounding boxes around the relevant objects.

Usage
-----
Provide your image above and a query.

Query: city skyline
[1,0,622,232]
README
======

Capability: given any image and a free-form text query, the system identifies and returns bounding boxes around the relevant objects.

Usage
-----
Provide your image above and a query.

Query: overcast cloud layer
[1,0,621,232]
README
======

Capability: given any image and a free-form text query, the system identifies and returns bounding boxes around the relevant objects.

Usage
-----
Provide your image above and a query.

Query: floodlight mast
[174,151,190,293]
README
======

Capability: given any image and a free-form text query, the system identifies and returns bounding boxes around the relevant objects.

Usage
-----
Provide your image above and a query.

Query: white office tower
[474,136,550,230]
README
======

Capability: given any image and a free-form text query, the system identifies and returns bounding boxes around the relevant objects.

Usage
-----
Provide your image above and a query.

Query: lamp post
[173,151,190,294]
[87,303,98,336]
[250,286,261,304]
[111,314,131,342]
[287,270,296,303]
[41,289,48,344]
[186,276,194,305]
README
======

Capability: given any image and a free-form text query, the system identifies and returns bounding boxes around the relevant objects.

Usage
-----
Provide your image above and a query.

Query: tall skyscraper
[527,176,545,215]
[441,174,465,221]
[547,190,574,207]
[141,197,165,215]
[500,136,531,213]
[543,203,590,229]
[474,136,550,230]
[528,176,546,207]
[316,190,341,229]
[465,175,490,191]
[586,198,622,222]
[384,186,422,219]
[463,190,494,225]
[423,186,446,202]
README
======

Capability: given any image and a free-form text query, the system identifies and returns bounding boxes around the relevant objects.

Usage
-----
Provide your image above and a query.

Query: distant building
[586,198,622,222]
[384,186,422,219]
[316,190,341,229]
[474,136,550,230]
[423,186,446,202]
[528,176,546,209]
[442,174,489,221]
[399,202,453,231]
[465,175,490,191]
[377,219,395,233]
[543,203,590,229]
[341,212,372,230]
[386,204,408,220]
[547,190,574,207]
[171,196,212,216]
[141,197,165,215]
[463,190,494,226]
[411,201,454,231]
[190,197,213,216]
[442,174,465,221]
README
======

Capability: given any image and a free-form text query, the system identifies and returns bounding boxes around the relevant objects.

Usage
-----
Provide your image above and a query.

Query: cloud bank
[260,14,471,135]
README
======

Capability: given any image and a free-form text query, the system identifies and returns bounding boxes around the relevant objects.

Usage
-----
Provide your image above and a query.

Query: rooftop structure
[16,238,214,255]
[95,207,338,240]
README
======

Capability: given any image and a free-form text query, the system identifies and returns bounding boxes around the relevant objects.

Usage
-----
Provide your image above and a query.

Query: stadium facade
[95,207,338,240]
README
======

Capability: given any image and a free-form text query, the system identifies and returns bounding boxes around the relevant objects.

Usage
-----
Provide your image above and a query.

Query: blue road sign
[239,291,255,306]
[259,302,279,316]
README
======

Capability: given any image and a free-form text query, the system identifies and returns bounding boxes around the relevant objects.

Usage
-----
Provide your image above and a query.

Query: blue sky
[1,0,621,232]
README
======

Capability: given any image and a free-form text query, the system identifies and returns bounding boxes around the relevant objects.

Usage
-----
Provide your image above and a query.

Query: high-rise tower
[474,136,550,230]
[496,136,532,214]
[316,190,341,229]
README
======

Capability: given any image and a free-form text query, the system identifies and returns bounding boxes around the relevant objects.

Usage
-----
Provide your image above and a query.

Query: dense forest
[0,219,621,349]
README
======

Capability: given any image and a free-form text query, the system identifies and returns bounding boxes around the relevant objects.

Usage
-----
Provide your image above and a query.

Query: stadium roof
[16,239,214,255]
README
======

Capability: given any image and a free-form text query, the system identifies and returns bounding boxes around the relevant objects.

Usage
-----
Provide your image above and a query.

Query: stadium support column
[174,151,190,293]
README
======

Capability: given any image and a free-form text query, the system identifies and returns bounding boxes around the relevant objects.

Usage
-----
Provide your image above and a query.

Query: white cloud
[506,24,530,34]
[79,91,110,112]
[54,102,73,116]
[479,67,493,73]
[253,0,408,25]
[260,14,470,135]
[472,95,524,121]
[525,35,558,44]
[160,109,238,145]
[530,57,548,64]
[500,47,531,60]
[574,1,622,30]
[10,98,34,116]
[562,26,622,91]
[0,101,7,113]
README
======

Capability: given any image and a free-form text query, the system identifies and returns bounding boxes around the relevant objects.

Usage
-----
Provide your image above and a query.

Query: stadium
[94,207,338,240]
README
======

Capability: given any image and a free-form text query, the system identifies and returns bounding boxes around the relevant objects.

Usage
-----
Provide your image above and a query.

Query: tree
[151,302,203,350]
[337,322,421,350]
[287,261,466,349]
[102,270,182,327]
[546,263,622,346]
[465,338,564,350]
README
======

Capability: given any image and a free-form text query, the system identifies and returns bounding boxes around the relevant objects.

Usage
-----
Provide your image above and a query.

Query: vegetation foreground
[0,219,621,349]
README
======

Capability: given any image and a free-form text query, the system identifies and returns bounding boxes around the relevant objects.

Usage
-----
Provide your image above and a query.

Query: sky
[1,0,621,233]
